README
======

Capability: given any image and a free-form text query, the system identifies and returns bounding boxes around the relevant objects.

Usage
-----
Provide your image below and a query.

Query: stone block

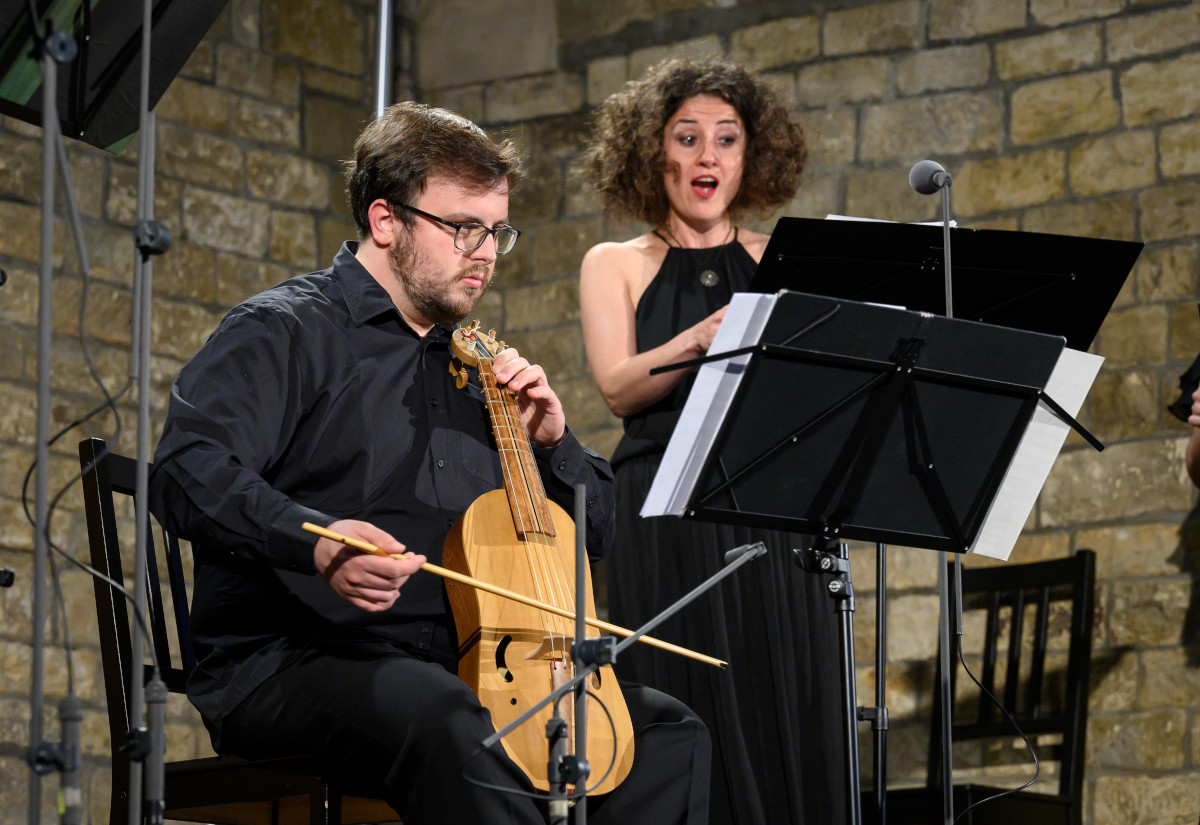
[182,187,271,256]
[557,0,707,43]
[1134,242,1198,303]
[896,44,991,96]
[1109,577,1192,646]
[230,0,260,47]
[628,36,723,81]
[528,217,603,281]
[845,166,941,221]
[1068,131,1156,197]
[268,209,318,269]
[1094,304,1169,367]
[416,0,557,87]
[1089,708,1187,769]
[586,55,629,107]
[796,57,890,107]
[0,200,65,267]
[1161,119,1200,179]
[954,150,1064,217]
[304,96,370,165]
[0,133,42,203]
[1041,438,1190,527]
[1140,180,1200,242]
[502,276,579,333]
[1081,520,1182,579]
[303,66,365,103]
[1093,772,1200,825]
[516,324,587,380]
[784,172,841,220]
[1122,52,1200,126]
[730,15,820,70]
[929,0,1025,39]
[215,252,293,307]
[1032,0,1125,26]
[1170,301,1200,360]
[888,593,940,660]
[510,148,564,224]
[246,151,331,209]
[216,43,300,106]
[1011,70,1119,145]
[1140,647,1200,707]
[427,85,486,126]
[50,277,133,347]
[1107,3,1200,63]
[263,0,363,75]
[860,91,1004,162]
[155,78,230,132]
[316,217,358,272]
[556,373,617,433]
[824,1,920,56]
[1087,646,1139,712]
[962,531,1071,568]
[562,169,604,218]
[485,72,584,124]
[155,125,244,193]
[150,297,223,362]
[179,38,215,82]
[1022,194,1136,241]
[516,112,596,162]
[230,97,301,149]
[995,24,1103,82]
[65,148,109,219]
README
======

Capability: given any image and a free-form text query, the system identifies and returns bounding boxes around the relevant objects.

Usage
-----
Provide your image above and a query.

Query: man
[149,103,710,824]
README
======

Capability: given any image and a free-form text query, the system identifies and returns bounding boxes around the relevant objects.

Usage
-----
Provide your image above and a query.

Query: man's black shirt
[149,242,616,737]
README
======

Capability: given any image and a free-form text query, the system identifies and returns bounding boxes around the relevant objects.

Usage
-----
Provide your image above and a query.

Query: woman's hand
[492,347,567,447]
[689,305,728,356]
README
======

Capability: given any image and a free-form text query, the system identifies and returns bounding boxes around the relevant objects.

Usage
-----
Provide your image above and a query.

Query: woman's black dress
[607,236,847,825]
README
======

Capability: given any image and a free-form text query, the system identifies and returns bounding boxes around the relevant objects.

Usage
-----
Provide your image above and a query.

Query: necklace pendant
[699,269,720,287]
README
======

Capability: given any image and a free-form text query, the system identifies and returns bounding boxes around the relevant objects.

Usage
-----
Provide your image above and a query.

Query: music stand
[646,290,1102,825]
[749,217,1142,352]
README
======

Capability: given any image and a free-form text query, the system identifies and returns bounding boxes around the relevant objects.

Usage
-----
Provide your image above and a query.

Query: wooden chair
[79,437,399,825]
[874,550,1096,825]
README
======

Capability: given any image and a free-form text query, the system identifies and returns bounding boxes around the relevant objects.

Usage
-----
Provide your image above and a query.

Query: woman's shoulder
[582,232,665,276]
[738,227,771,263]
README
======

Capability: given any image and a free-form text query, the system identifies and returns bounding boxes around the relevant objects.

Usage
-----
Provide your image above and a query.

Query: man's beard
[388,233,492,326]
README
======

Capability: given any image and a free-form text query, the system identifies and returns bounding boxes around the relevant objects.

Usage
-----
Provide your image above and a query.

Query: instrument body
[443,324,635,794]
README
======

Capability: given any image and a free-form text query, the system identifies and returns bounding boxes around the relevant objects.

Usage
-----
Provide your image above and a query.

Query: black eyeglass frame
[394,203,520,255]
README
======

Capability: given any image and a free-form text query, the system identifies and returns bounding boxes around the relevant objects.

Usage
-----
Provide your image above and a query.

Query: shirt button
[418,641,429,650]
[430,399,438,407]
[587,499,595,508]
[419,626,430,634]
[446,519,454,528]
[437,459,445,468]
[558,460,567,470]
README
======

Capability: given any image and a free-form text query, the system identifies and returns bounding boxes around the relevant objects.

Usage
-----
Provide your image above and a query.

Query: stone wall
[0,1,386,821]
[413,2,1200,824]
[0,0,1198,823]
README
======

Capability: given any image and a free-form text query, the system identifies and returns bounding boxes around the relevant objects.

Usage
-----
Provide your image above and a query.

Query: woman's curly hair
[582,56,807,226]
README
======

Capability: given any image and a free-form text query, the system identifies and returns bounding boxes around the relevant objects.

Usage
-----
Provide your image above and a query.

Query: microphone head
[909,159,948,195]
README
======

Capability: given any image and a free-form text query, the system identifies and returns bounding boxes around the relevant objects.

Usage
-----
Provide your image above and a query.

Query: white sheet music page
[641,292,779,518]
[969,347,1104,560]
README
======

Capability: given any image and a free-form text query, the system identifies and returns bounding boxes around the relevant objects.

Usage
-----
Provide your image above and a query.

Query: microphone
[909,159,951,195]
[58,696,82,825]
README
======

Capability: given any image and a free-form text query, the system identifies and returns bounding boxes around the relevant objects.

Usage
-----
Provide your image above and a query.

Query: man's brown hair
[347,102,524,237]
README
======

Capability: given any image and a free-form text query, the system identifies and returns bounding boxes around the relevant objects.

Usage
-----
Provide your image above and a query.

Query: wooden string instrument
[440,322,635,794]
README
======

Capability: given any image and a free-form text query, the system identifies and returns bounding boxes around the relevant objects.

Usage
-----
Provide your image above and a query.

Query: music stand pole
[29,42,58,825]
[936,174,955,825]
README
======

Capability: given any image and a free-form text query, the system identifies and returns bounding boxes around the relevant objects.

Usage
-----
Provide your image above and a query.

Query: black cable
[459,688,620,801]
[951,642,1041,825]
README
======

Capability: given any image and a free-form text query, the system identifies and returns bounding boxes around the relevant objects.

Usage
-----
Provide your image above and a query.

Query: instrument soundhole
[496,635,514,682]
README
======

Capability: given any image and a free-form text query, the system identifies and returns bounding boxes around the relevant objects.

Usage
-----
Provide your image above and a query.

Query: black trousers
[219,644,711,825]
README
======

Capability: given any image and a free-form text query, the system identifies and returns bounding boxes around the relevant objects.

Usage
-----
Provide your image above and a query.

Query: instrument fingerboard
[477,359,558,539]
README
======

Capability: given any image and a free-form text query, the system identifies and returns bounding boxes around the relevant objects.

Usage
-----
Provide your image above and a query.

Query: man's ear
[366,199,396,247]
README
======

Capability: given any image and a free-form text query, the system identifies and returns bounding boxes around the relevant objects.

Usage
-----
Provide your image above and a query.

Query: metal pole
[573,485,588,825]
[873,543,888,825]
[28,47,58,825]
[937,177,955,825]
[375,0,393,117]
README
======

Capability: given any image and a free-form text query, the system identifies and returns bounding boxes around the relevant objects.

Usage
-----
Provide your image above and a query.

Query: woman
[579,57,846,825]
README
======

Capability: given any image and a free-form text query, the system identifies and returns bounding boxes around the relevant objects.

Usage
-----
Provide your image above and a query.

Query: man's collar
[332,241,455,342]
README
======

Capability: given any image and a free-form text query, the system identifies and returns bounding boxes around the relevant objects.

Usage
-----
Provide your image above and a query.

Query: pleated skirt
[608,454,848,825]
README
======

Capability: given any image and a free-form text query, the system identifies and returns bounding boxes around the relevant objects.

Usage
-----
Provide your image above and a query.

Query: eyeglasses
[395,203,520,255]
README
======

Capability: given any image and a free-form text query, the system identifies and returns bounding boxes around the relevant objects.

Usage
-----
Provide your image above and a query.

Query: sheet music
[641,292,778,517]
[825,213,958,228]
[969,347,1104,560]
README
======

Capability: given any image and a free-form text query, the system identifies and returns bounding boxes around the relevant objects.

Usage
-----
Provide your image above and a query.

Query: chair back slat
[1002,587,1025,713]
[978,590,1001,725]
[1026,585,1052,718]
